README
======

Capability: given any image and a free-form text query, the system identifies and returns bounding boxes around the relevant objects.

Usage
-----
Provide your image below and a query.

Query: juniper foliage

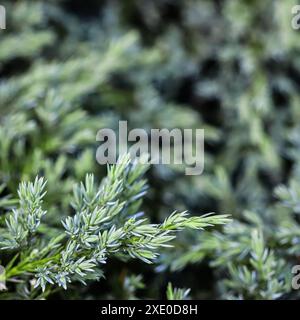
[1,0,300,300]
[0,155,229,298]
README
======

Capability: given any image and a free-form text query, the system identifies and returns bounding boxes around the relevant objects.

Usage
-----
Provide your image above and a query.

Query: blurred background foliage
[1,0,300,299]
